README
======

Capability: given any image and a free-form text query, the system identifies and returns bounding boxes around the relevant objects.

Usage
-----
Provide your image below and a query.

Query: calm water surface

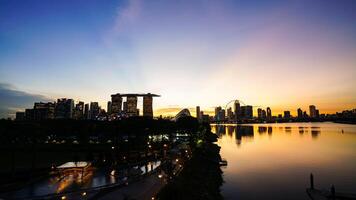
[212,122,356,200]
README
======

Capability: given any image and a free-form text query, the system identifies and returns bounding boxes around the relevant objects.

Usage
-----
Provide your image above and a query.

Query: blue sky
[1,0,356,117]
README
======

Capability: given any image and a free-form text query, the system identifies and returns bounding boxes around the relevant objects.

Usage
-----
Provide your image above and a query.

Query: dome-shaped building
[173,108,191,121]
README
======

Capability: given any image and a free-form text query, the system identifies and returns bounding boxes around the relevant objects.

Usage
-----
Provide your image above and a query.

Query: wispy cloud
[0,83,51,118]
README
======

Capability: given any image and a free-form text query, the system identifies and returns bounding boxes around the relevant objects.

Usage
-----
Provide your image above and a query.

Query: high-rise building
[73,101,84,120]
[15,112,25,121]
[234,101,241,120]
[126,96,138,117]
[284,111,291,119]
[227,107,234,121]
[196,106,201,120]
[111,94,123,115]
[90,102,100,120]
[261,109,267,119]
[297,108,303,118]
[266,107,272,120]
[55,98,74,119]
[25,109,35,120]
[241,106,253,119]
[218,109,226,121]
[257,108,262,119]
[33,102,55,120]
[215,106,222,121]
[143,95,153,117]
[309,105,317,118]
[84,103,90,119]
[123,101,128,113]
[107,101,112,115]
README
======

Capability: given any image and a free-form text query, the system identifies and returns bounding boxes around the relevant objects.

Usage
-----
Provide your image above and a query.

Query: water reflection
[213,122,356,200]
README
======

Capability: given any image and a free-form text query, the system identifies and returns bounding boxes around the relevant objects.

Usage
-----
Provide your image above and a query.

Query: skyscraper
[143,95,153,117]
[227,107,233,121]
[84,103,90,119]
[107,101,112,115]
[73,101,84,120]
[196,106,201,120]
[266,107,272,120]
[297,108,303,118]
[33,102,55,120]
[90,102,100,120]
[215,106,222,121]
[284,111,291,119]
[257,108,262,119]
[309,105,317,118]
[126,96,138,117]
[111,94,123,115]
[234,101,241,120]
[55,98,74,119]
[241,105,253,119]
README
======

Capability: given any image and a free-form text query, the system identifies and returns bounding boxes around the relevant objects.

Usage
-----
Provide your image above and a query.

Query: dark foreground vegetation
[157,124,223,200]
[0,117,200,192]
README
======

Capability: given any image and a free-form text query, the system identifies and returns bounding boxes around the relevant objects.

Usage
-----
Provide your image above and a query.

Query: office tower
[315,109,320,118]
[257,108,262,119]
[111,94,123,115]
[73,101,84,120]
[107,101,112,115]
[297,108,303,118]
[126,96,138,117]
[123,101,128,113]
[33,102,55,120]
[55,98,74,119]
[227,107,233,121]
[196,106,201,120]
[90,102,100,120]
[143,95,153,117]
[234,101,241,120]
[25,109,35,120]
[284,111,291,119]
[218,109,226,121]
[309,105,317,118]
[84,103,90,119]
[215,106,222,121]
[266,107,272,119]
[303,111,308,118]
[241,105,253,119]
[15,112,25,121]
[261,109,267,119]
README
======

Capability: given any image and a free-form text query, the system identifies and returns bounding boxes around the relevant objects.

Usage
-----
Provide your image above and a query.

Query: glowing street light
[82,192,87,196]
[61,196,66,200]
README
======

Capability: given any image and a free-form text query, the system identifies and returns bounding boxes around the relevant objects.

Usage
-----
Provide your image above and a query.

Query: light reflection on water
[7,160,161,198]
[212,122,356,200]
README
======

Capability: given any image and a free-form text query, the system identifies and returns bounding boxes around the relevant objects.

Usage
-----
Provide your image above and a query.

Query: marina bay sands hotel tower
[110,93,160,117]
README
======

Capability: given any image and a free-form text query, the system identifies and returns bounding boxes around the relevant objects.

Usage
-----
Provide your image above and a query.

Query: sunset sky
[1,0,356,118]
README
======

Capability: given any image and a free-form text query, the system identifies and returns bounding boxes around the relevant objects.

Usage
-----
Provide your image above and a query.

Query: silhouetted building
[73,101,84,120]
[215,106,222,121]
[143,95,153,117]
[25,109,35,120]
[297,108,303,118]
[284,111,291,119]
[234,101,241,120]
[196,106,201,120]
[227,107,233,121]
[315,109,320,118]
[33,102,55,120]
[126,96,138,117]
[261,109,267,119]
[241,106,253,119]
[84,103,90,119]
[266,107,272,120]
[15,112,25,121]
[111,94,123,115]
[218,109,226,121]
[107,101,112,115]
[257,108,262,119]
[309,105,317,118]
[90,102,100,120]
[55,98,74,119]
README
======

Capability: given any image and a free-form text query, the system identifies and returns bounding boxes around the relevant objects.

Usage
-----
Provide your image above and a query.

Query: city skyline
[1,0,356,118]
